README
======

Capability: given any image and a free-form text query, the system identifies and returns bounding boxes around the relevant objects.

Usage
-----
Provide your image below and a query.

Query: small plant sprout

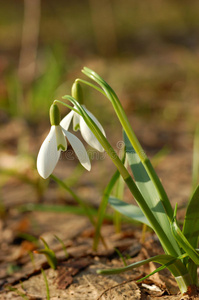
[37,103,91,179]
[6,286,29,300]
[34,237,57,270]
[36,68,199,296]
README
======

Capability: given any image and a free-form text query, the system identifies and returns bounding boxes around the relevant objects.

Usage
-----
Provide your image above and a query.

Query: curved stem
[75,79,106,97]
[82,67,174,221]
[61,96,180,257]
[53,100,79,114]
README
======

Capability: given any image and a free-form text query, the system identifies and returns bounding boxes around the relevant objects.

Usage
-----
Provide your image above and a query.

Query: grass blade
[41,268,50,300]
[93,169,120,251]
[114,248,128,266]
[192,126,199,191]
[6,286,29,300]
[54,235,69,258]
[50,174,100,227]
[97,253,189,279]
[18,203,110,217]
[97,252,193,293]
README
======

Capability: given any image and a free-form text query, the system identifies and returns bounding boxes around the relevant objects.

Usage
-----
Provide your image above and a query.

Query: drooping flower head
[37,104,91,179]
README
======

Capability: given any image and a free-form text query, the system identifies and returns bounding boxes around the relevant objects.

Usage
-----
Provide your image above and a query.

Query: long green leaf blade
[123,131,180,255]
[97,254,189,279]
[109,196,151,227]
[192,126,199,191]
[183,185,199,248]
[171,214,199,265]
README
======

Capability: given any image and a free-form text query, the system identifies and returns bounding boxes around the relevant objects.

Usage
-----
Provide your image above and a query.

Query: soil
[1,0,199,298]
[0,112,198,300]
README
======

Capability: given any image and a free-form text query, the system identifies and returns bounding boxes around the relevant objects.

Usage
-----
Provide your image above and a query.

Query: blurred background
[1,0,199,214]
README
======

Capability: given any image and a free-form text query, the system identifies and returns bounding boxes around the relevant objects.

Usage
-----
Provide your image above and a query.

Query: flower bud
[72,80,83,104]
[50,104,61,126]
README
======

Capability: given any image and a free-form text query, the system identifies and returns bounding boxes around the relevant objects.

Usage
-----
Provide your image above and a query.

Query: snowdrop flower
[37,104,91,179]
[60,81,106,152]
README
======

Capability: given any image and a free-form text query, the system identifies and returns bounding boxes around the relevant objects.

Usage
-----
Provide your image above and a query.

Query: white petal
[62,129,91,171]
[55,125,67,150]
[73,112,80,131]
[84,107,106,136]
[37,126,61,179]
[79,108,105,152]
[60,110,74,131]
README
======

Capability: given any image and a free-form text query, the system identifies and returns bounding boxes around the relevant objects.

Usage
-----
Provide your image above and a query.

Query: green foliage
[183,185,199,249]
[41,268,50,300]
[70,68,199,293]
[54,235,69,259]
[97,253,192,294]
[171,208,199,266]
[182,185,199,284]
[123,131,180,255]
[30,46,65,120]
[192,127,199,191]
[109,196,150,227]
[114,248,127,266]
[4,46,65,121]
[34,237,58,270]
[36,67,199,294]
[6,286,29,300]
[92,169,120,251]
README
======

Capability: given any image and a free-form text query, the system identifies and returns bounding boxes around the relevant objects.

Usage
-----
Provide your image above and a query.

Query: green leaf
[123,131,180,255]
[35,248,57,270]
[54,235,69,259]
[41,268,50,300]
[18,203,112,218]
[114,150,126,233]
[183,185,199,248]
[137,251,189,282]
[109,196,151,227]
[171,212,199,265]
[97,254,189,279]
[114,248,127,266]
[34,238,58,270]
[192,126,199,191]
[97,250,194,293]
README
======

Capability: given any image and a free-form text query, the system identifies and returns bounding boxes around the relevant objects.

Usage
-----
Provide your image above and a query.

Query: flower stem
[82,67,174,221]
[63,96,180,257]
[75,78,106,97]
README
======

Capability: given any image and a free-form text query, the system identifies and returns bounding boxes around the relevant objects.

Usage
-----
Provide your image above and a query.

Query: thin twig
[96,274,144,300]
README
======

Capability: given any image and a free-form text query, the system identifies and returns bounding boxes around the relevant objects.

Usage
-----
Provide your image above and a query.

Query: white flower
[37,124,91,179]
[60,106,105,152]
